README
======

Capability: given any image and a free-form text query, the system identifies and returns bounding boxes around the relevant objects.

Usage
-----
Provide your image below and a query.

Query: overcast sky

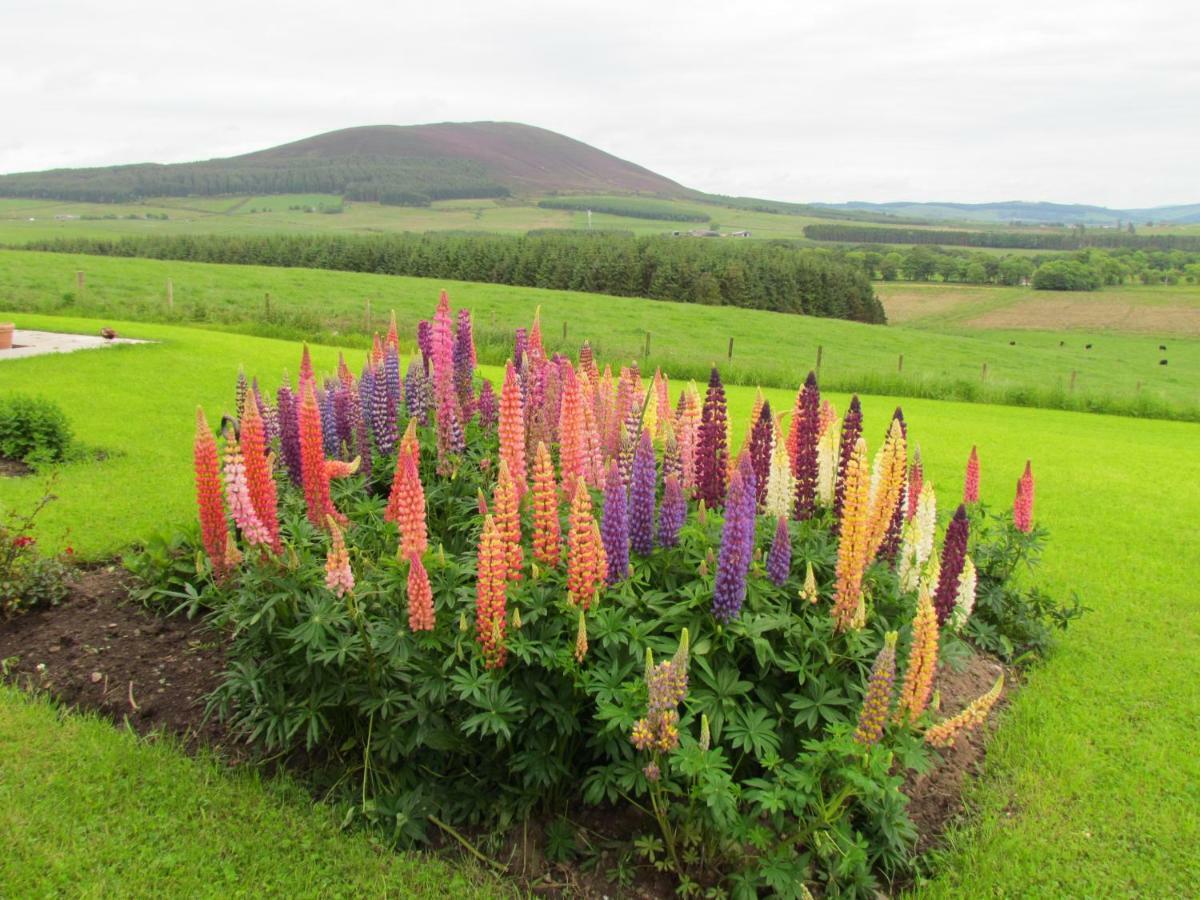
[3,0,1196,207]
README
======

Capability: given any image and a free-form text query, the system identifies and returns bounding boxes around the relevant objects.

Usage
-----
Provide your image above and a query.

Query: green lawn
[1,314,1197,894]
[3,250,1195,420]
[0,688,499,897]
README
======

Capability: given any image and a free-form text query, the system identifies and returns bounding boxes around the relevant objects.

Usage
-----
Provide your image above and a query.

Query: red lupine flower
[239,395,281,554]
[299,381,343,528]
[531,441,562,568]
[406,551,435,632]
[475,514,508,669]
[194,407,228,578]
[1014,460,1035,533]
[696,367,729,509]
[298,343,315,390]
[933,505,971,626]
[964,446,980,504]
[492,458,523,583]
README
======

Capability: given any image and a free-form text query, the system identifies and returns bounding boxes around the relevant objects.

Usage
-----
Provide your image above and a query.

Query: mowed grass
[0,315,1197,893]
[2,250,1195,420]
[0,688,499,898]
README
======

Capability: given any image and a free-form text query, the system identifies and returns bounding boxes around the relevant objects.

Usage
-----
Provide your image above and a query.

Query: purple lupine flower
[476,379,498,431]
[793,372,820,521]
[333,385,354,458]
[276,383,302,486]
[657,473,686,548]
[371,365,398,456]
[880,407,908,562]
[384,345,402,413]
[749,401,773,511]
[416,320,432,374]
[737,453,757,562]
[766,516,791,586]
[359,364,376,443]
[697,367,729,510]
[833,395,863,529]
[454,308,476,419]
[629,428,657,556]
[933,504,970,625]
[712,467,755,622]
[404,359,431,425]
[318,388,340,457]
[513,327,528,371]
[601,460,630,584]
[618,395,643,485]
[348,378,371,478]
[253,378,279,447]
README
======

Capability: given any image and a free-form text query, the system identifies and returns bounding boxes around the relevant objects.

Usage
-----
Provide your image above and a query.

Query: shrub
[0,394,73,464]
[162,298,1061,894]
[1032,259,1102,291]
[1,487,72,618]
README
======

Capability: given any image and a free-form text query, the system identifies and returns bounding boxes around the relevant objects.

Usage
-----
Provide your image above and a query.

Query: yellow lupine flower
[816,417,841,507]
[896,588,939,724]
[832,437,870,631]
[924,674,1004,747]
[863,417,907,562]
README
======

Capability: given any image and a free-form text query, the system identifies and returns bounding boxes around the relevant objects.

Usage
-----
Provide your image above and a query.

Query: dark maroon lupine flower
[712,466,755,622]
[833,395,863,529]
[749,400,773,511]
[476,379,498,431]
[629,428,657,556]
[792,372,821,521]
[601,460,630,584]
[933,504,970,626]
[416,319,432,373]
[657,473,686,548]
[766,516,791,586]
[276,383,302,486]
[697,367,729,510]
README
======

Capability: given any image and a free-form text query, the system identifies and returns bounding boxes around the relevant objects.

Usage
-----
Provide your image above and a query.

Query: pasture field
[0,314,1196,894]
[2,250,1195,420]
[0,688,497,897]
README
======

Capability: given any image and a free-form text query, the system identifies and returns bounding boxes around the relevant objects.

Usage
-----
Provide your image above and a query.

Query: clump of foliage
[538,196,711,222]
[158,298,1062,895]
[1031,258,1103,291]
[0,394,73,464]
[1,487,72,618]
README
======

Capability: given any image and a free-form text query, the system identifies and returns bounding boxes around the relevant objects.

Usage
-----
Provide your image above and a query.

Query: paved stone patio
[0,329,151,361]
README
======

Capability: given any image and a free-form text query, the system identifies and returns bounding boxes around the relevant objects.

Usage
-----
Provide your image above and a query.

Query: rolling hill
[814,200,1200,226]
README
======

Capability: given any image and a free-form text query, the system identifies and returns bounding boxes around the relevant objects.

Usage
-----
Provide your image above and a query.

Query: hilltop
[815,199,1200,226]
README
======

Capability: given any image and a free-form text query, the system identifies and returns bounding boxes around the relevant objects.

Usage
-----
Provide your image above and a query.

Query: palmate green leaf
[725,707,781,761]
[788,680,853,731]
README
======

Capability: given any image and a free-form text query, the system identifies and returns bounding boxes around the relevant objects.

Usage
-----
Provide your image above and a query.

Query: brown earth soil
[965,296,1200,336]
[0,457,34,477]
[1,569,1012,895]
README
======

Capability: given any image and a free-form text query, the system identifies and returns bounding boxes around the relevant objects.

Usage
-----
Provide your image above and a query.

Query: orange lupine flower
[654,369,671,444]
[385,310,400,350]
[324,458,361,480]
[558,367,585,498]
[298,343,315,390]
[818,399,838,437]
[832,437,870,631]
[398,418,420,470]
[498,362,527,497]
[864,417,907,561]
[896,588,939,725]
[531,441,562,568]
[299,380,343,528]
[194,407,228,578]
[324,516,354,597]
[386,450,428,560]
[406,551,435,632]
[924,674,1004,747]
[492,458,523,583]
[574,609,589,663]
[476,514,508,669]
[567,479,603,609]
[239,395,281,554]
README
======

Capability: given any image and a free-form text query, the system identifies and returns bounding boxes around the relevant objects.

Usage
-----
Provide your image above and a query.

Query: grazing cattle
[1059,340,1065,347]
[1085,343,1093,350]
[1009,340,1016,346]
[1159,344,1167,351]
[1160,359,1168,366]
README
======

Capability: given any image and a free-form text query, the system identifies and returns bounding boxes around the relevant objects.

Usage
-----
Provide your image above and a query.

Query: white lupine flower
[950,557,978,631]
[765,437,795,521]
[816,418,840,507]
[898,483,937,591]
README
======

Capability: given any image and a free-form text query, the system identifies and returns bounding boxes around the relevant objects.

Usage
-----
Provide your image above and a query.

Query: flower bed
[175,293,1072,895]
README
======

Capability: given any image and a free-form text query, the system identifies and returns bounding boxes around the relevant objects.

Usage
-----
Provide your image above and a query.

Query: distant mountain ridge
[814,200,1200,225]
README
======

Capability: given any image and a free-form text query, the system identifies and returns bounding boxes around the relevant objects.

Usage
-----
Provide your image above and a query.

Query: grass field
[0,314,1196,894]
[0,688,498,897]
[3,251,1195,421]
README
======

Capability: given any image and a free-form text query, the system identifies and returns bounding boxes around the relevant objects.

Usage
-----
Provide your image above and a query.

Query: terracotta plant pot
[0,323,13,351]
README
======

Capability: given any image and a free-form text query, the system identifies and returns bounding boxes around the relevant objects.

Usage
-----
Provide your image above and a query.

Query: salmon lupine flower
[528,305,545,365]
[800,561,819,604]
[579,341,598,383]
[696,367,729,509]
[963,446,980,504]
[475,514,508,669]
[766,516,791,586]
[864,416,907,563]
[906,447,924,521]
[675,383,701,493]
[406,551,435,632]
[492,459,523,583]
[816,418,840,508]
[385,451,428,560]
[298,343,315,390]
[385,310,400,351]
[324,457,361,480]
[832,437,871,631]
[299,381,343,528]
[712,465,755,622]
[240,395,281,554]
[899,483,938,592]
[574,609,589,663]
[1014,460,1035,532]
[896,588,939,725]
[949,557,978,631]
[833,395,863,526]
[324,517,354,597]
[558,367,586,498]
[657,473,686,548]
[654,370,671,444]
[629,428,657,556]
[748,401,774,511]
[765,433,795,521]
[222,423,270,548]
[924,674,1004,748]
[194,408,228,578]
[933,505,970,626]
[531,442,562,568]
[791,372,821,520]
[601,460,630,584]
[579,376,605,488]
[398,418,420,469]
[853,632,898,746]
[567,480,604,609]
[818,399,837,438]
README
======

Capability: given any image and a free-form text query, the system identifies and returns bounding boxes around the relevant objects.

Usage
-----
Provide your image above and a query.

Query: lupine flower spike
[833,395,863,527]
[567,479,604,609]
[324,517,354,597]
[531,442,562,567]
[791,372,821,520]
[386,451,428,561]
[240,395,281,554]
[406,551,435,632]
[925,674,1004,748]
[222,422,270,548]
[899,483,937,592]
[696,367,729,509]
[299,381,343,527]
[194,408,228,578]
[657,473,686,548]
[766,516,791,586]
[800,561,818,604]
[475,514,508,669]
[629,428,657,556]
[630,629,689,756]
[1013,460,1034,532]
[949,557,978,631]
[574,609,588,663]
[854,632,898,746]
[933,505,970,626]
[832,437,870,631]
[896,588,939,724]
[963,446,980,504]
[601,460,630,584]
[492,459,523,583]
[712,466,755,622]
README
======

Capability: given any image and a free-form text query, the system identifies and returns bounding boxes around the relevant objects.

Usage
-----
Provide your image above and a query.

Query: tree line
[23,232,885,323]
[804,223,1200,252]
[537,197,710,222]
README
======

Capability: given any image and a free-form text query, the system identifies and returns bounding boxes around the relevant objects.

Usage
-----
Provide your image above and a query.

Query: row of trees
[0,157,510,205]
[805,223,1200,253]
[537,197,710,222]
[26,232,885,323]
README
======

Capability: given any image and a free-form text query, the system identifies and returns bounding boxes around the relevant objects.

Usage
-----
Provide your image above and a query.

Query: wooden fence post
[981,362,988,381]
[264,292,271,318]
[562,321,568,341]
[644,332,651,358]
[76,270,85,291]
[897,353,903,373]
[166,278,173,310]
[364,298,371,333]
[816,345,823,373]
[1070,370,1077,393]
[727,337,734,360]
